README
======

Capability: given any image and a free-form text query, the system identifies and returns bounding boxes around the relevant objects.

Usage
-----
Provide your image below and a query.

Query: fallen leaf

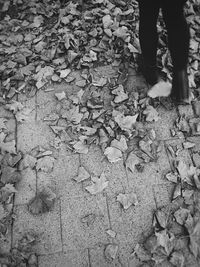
[85,172,108,195]
[113,110,138,132]
[106,229,116,238]
[104,147,122,163]
[112,85,128,103]
[165,172,178,183]
[189,221,200,258]
[143,105,159,122]
[73,166,90,183]
[28,187,56,215]
[117,192,138,209]
[174,208,190,225]
[36,156,55,173]
[155,229,175,256]
[81,213,96,226]
[15,107,32,122]
[148,81,172,98]
[1,165,21,184]
[133,244,151,262]
[170,251,184,267]
[104,244,118,261]
[183,141,195,149]
[0,133,16,154]
[19,154,37,170]
[55,91,66,101]
[125,152,141,173]
[110,135,127,152]
[72,138,89,154]
[0,183,17,203]
[5,101,24,114]
[59,69,71,78]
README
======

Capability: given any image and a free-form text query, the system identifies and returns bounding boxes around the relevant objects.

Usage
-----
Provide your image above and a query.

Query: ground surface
[1,64,199,267]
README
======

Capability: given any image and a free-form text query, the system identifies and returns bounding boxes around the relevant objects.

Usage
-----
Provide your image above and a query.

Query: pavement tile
[127,161,161,187]
[153,183,172,209]
[104,160,129,199]
[14,168,36,205]
[177,104,194,119]
[17,120,55,153]
[61,193,110,251]
[108,195,155,264]
[145,106,178,140]
[36,90,57,121]
[38,249,89,267]
[80,145,108,177]
[89,245,122,267]
[13,201,62,255]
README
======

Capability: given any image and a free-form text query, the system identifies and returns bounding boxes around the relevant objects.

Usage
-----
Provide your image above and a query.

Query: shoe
[137,55,159,86]
[143,64,159,86]
[171,68,190,104]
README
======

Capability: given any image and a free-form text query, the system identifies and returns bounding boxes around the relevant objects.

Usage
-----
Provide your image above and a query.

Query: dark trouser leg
[138,1,160,85]
[161,0,190,70]
[138,1,160,66]
[162,0,190,102]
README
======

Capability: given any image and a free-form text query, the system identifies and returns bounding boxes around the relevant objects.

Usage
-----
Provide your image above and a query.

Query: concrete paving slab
[14,168,36,205]
[107,199,155,267]
[17,120,55,153]
[13,201,62,255]
[80,145,108,177]
[61,193,110,251]
[177,104,194,119]
[38,249,89,267]
[153,183,171,209]
[89,245,122,267]
[104,160,129,199]
[127,160,161,187]
[145,106,178,140]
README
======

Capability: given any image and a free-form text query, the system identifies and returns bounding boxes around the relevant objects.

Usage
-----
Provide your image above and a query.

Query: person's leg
[138,0,160,85]
[162,0,190,102]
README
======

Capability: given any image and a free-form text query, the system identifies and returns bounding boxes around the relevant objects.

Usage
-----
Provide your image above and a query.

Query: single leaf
[19,154,37,170]
[28,187,56,215]
[104,244,118,261]
[36,156,55,173]
[174,208,190,225]
[165,172,178,183]
[143,105,159,122]
[73,166,90,183]
[85,172,108,195]
[55,91,66,101]
[106,229,116,238]
[104,147,122,163]
[113,110,138,132]
[59,69,71,78]
[112,85,128,103]
[81,213,96,226]
[110,135,127,152]
[126,152,141,173]
[170,251,184,267]
[117,192,138,209]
